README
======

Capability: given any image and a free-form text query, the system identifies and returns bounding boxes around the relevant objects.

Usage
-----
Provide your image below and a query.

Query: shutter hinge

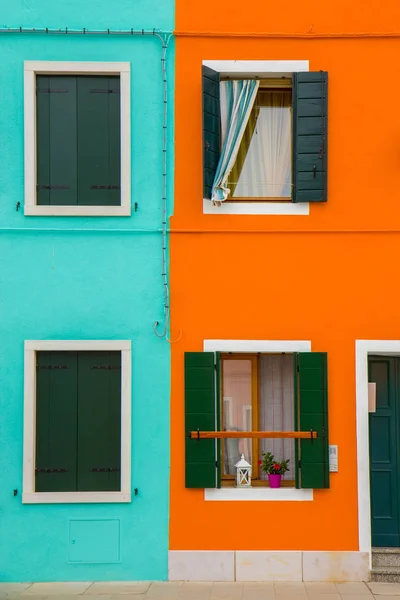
[35,468,68,473]
[90,467,121,472]
[298,460,301,469]
[216,461,218,468]
[90,365,121,370]
[297,364,300,373]
[90,185,121,190]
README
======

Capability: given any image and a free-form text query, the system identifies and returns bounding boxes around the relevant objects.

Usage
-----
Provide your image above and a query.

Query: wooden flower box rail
[188,430,317,440]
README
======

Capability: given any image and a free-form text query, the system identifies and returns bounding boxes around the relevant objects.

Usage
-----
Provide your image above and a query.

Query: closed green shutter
[76,351,122,492]
[295,352,329,488]
[292,72,328,203]
[185,352,220,488]
[35,351,78,492]
[77,76,121,206]
[202,66,221,199]
[36,76,78,206]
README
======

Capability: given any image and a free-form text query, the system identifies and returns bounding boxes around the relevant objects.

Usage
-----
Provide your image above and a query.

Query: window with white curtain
[225,81,292,201]
[221,353,295,485]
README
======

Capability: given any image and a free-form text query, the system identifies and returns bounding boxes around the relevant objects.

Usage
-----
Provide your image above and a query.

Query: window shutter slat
[35,351,78,492]
[36,76,78,206]
[77,351,122,492]
[77,76,121,206]
[185,352,220,488]
[295,352,329,489]
[292,71,328,203]
[202,66,221,200]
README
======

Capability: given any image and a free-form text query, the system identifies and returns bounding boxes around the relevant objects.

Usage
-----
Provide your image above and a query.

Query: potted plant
[259,451,290,488]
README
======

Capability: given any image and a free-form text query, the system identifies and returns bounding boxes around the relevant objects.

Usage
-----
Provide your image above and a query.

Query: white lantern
[235,454,252,487]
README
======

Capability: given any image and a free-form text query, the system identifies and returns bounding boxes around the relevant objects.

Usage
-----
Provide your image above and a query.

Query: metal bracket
[89,467,121,472]
[310,428,314,445]
[35,468,68,473]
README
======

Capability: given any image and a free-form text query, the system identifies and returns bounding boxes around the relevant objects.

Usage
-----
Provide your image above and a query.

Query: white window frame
[23,340,132,504]
[202,60,310,217]
[203,339,313,501]
[24,61,131,217]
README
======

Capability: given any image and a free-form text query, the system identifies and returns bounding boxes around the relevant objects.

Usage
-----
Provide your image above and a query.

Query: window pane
[228,90,292,198]
[222,359,252,475]
[259,355,294,480]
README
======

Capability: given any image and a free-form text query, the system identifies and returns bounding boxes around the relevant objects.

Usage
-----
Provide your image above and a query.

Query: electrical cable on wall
[0,26,173,340]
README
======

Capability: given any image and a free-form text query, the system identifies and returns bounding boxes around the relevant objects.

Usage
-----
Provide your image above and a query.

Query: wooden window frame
[22,340,132,504]
[24,61,131,217]
[220,352,295,487]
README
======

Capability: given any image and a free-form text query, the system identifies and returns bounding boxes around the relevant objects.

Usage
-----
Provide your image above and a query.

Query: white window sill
[24,205,131,217]
[203,199,309,216]
[22,491,131,504]
[204,488,313,501]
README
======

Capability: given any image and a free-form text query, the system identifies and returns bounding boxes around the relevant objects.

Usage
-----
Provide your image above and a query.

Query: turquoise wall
[0,0,174,583]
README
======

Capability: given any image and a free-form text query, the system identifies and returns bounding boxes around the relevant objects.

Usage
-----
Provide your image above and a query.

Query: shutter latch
[310,428,314,445]
[313,165,316,179]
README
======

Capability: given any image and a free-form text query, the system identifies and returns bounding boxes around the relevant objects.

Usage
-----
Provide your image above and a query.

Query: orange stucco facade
[170,0,400,558]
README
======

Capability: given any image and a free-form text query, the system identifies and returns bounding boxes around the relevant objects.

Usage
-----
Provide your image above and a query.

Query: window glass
[228,89,292,199]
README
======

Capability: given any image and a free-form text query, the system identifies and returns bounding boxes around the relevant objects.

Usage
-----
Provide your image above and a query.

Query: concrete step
[371,567,400,582]
[372,548,400,568]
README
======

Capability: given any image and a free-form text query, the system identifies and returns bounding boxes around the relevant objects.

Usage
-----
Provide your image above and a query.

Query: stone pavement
[1,582,400,600]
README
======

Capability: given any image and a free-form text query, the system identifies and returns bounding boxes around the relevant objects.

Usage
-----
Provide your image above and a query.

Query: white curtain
[259,355,294,480]
[233,91,292,198]
[211,80,259,203]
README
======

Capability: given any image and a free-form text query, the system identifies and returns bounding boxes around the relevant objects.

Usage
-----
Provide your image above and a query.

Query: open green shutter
[202,66,220,199]
[295,352,329,488]
[292,71,328,203]
[36,75,78,205]
[76,351,122,492]
[77,76,121,206]
[185,352,220,488]
[35,351,78,492]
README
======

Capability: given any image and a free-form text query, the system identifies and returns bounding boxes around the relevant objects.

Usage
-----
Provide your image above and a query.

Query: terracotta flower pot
[268,473,282,488]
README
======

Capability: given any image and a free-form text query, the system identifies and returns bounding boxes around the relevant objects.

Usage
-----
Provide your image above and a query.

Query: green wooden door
[369,356,400,546]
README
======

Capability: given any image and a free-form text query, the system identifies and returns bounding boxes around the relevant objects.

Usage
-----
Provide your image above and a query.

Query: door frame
[356,340,400,566]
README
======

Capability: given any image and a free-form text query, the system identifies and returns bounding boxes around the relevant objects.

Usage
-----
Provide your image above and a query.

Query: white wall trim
[205,488,313,501]
[202,60,309,78]
[204,339,311,353]
[23,339,132,504]
[203,199,310,216]
[202,60,310,216]
[355,340,400,561]
[24,61,131,217]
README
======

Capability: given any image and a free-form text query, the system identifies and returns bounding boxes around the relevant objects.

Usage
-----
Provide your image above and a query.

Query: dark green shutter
[76,352,122,492]
[295,352,329,488]
[35,351,78,492]
[292,72,328,203]
[185,352,220,488]
[36,76,78,206]
[77,76,121,206]
[202,66,220,199]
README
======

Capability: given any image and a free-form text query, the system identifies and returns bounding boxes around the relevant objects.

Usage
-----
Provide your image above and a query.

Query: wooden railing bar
[188,431,317,440]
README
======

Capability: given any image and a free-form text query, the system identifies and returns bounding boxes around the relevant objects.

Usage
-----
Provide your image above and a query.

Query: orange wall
[170,4,400,551]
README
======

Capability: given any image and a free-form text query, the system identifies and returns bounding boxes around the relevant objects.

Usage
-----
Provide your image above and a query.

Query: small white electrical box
[329,445,338,472]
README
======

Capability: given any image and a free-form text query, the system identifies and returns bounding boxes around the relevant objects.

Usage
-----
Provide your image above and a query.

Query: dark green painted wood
[292,71,328,203]
[215,351,221,488]
[36,76,50,206]
[36,76,78,205]
[202,66,220,199]
[77,351,122,492]
[369,356,400,547]
[35,352,78,492]
[77,76,121,206]
[185,352,219,488]
[297,352,329,488]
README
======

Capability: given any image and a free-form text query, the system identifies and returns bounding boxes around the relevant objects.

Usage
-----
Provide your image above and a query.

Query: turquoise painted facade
[0,0,174,583]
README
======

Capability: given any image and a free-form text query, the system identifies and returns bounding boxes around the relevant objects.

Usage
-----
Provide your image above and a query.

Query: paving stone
[368,584,400,596]
[336,585,372,595]
[0,586,32,595]
[274,582,306,596]
[306,583,338,594]
[23,584,91,596]
[211,582,243,599]
[87,585,151,596]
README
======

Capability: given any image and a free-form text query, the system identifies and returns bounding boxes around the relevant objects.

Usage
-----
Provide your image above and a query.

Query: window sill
[203,199,309,216]
[24,205,131,217]
[22,491,131,504]
[204,487,313,501]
